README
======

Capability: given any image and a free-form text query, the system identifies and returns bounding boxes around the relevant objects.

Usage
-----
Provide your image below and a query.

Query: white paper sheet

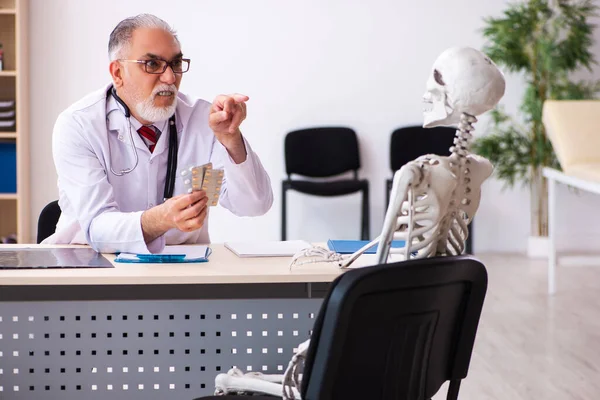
[224,240,311,258]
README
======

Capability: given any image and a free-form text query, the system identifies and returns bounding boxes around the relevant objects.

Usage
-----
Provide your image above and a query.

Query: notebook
[327,239,406,254]
[224,240,311,258]
[114,245,212,263]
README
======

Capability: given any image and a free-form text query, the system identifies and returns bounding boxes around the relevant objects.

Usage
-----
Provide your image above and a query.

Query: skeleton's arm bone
[214,339,311,399]
[339,236,381,268]
[376,164,419,264]
[214,372,300,398]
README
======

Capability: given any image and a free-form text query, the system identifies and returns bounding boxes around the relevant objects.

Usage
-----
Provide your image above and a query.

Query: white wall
[28,0,600,252]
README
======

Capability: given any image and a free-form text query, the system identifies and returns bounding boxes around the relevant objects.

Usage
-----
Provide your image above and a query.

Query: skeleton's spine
[450,113,477,160]
[445,112,477,254]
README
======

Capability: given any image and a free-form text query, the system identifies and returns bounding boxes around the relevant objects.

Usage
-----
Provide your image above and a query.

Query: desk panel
[0,244,339,398]
[0,284,325,399]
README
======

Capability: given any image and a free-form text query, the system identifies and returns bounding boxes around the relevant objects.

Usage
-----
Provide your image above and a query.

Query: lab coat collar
[129,117,170,158]
[129,118,169,138]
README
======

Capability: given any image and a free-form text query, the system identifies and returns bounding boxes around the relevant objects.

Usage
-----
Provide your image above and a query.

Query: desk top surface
[0,244,378,286]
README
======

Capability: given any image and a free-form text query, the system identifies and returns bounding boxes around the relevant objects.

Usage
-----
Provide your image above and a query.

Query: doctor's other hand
[142,190,209,242]
[161,191,209,233]
[209,93,248,163]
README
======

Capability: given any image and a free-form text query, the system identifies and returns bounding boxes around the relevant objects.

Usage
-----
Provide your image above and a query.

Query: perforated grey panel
[0,299,321,399]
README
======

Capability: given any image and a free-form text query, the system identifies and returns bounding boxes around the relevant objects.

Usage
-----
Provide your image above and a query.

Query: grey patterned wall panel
[0,298,322,399]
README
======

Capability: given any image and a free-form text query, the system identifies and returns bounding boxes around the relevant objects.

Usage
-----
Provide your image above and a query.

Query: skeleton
[375,47,504,262]
[213,47,506,398]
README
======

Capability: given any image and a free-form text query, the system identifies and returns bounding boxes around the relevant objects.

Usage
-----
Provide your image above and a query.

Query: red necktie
[138,126,157,153]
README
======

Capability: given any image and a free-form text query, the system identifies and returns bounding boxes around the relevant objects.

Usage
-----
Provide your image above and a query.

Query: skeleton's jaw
[423,99,455,128]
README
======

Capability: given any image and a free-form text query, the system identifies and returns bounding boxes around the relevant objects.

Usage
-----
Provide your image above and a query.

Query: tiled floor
[433,253,600,400]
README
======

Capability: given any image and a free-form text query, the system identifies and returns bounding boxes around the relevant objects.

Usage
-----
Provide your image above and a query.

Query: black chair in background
[195,255,488,400]
[386,125,456,205]
[282,127,369,241]
[37,200,61,244]
[387,125,474,254]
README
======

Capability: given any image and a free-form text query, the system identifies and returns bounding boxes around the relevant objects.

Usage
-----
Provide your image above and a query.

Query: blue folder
[114,246,212,263]
[327,240,406,254]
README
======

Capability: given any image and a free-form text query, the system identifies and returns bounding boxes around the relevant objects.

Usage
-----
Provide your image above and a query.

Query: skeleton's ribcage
[387,186,443,260]
[443,212,469,256]
[387,193,470,259]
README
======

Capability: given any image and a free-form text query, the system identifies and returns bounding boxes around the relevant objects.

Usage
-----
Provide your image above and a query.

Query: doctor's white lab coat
[43,84,273,254]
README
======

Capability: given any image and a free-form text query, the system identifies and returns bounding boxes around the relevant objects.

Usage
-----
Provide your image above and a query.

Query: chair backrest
[542,100,600,172]
[37,200,61,244]
[301,255,487,400]
[390,126,456,172]
[284,127,361,178]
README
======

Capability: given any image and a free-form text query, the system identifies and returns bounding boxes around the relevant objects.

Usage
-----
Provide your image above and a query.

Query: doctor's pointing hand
[209,93,249,164]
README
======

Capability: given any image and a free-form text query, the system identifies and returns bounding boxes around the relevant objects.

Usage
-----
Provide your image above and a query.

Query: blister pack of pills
[180,163,224,207]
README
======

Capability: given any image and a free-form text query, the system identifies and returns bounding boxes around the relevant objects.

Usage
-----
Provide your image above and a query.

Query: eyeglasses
[118,58,191,74]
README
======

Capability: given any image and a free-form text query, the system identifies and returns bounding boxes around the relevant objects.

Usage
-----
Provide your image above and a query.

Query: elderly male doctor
[43,14,273,254]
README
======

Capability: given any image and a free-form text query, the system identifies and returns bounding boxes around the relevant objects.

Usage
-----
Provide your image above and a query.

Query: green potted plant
[473,0,600,256]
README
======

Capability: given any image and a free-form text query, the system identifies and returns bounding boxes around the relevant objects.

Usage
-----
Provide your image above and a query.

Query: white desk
[0,243,344,286]
[544,167,600,294]
[0,243,348,400]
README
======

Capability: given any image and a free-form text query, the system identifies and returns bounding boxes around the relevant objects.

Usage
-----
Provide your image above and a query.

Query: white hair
[108,14,179,60]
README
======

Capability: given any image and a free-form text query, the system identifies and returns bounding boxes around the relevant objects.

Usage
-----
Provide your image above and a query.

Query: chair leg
[446,379,461,400]
[281,183,287,241]
[361,185,370,240]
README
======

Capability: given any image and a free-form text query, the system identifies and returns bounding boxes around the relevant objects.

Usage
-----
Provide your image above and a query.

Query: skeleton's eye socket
[434,69,445,86]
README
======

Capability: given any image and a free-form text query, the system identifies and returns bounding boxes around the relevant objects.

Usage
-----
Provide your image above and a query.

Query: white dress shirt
[43,84,273,254]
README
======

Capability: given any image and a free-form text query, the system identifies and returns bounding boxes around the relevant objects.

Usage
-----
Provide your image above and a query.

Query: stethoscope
[107,86,178,200]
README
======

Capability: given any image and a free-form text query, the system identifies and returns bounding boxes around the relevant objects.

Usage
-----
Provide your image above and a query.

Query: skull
[423,47,506,128]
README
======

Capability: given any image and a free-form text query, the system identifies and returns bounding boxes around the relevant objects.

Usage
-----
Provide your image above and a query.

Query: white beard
[136,94,177,123]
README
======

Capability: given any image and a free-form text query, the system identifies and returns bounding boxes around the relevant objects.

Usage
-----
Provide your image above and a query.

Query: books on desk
[114,245,212,263]
[224,240,311,258]
[327,239,406,254]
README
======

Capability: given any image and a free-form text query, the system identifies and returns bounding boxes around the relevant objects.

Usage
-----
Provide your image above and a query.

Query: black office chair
[37,200,61,243]
[387,125,474,254]
[282,127,369,241]
[386,125,455,206]
[195,255,488,400]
